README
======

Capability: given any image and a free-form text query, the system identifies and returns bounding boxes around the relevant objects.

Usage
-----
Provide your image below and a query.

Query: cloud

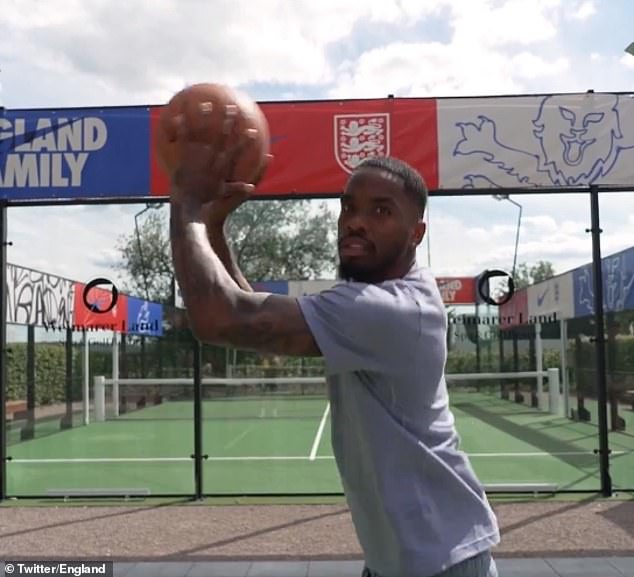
[620,53,634,70]
[567,0,597,20]
[7,203,151,286]
[510,52,569,80]
[0,0,450,108]
[331,41,525,98]
[2,0,634,292]
[329,0,573,98]
[449,0,562,49]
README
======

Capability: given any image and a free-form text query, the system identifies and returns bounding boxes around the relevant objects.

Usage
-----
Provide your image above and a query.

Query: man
[169,103,500,577]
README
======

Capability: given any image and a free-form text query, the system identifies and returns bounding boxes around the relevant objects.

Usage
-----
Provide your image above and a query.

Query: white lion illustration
[453,94,634,188]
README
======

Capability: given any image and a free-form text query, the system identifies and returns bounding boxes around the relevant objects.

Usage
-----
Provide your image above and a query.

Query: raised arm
[206,211,253,293]
[170,199,321,356]
[168,102,320,357]
[201,155,272,293]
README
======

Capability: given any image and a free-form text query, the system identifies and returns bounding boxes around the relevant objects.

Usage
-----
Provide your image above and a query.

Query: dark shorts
[362,549,498,577]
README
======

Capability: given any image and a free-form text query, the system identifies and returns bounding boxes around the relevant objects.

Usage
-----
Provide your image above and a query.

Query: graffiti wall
[6,264,75,328]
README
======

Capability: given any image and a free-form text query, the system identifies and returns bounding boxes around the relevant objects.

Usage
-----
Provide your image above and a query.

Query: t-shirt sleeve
[297,281,429,376]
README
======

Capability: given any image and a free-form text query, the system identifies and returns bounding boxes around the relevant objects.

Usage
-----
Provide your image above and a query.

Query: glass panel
[202,343,339,494]
[598,193,634,493]
[436,193,600,493]
[4,189,624,498]
[5,203,194,497]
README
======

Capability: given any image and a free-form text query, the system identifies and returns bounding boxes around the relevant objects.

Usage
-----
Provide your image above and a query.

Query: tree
[113,208,174,303]
[112,199,338,303]
[225,199,337,282]
[513,260,556,289]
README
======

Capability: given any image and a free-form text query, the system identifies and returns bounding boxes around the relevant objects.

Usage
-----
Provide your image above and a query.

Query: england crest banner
[150,98,438,197]
[3,91,634,203]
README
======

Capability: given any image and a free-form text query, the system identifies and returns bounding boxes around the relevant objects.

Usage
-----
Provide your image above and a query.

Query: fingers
[170,101,265,184]
[218,128,258,180]
[223,182,255,196]
[253,153,274,185]
[171,113,187,143]
[200,182,254,224]
[210,103,239,156]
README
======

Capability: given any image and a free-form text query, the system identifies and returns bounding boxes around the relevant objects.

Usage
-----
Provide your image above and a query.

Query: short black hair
[352,156,428,217]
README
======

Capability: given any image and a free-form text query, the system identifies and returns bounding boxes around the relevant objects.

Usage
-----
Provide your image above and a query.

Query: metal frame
[1,89,631,500]
[0,187,622,500]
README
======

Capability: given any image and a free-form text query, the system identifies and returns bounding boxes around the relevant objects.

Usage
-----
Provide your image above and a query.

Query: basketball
[153,83,270,184]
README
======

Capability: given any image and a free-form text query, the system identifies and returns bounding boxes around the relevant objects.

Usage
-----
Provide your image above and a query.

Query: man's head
[337,156,428,283]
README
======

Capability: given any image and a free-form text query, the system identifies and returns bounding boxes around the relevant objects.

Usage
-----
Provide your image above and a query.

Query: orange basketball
[153,83,270,184]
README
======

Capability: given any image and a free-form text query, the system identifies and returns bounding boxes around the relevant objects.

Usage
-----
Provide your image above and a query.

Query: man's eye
[376,206,390,215]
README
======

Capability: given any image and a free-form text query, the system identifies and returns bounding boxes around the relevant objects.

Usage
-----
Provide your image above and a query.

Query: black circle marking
[82,278,119,314]
[477,269,515,306]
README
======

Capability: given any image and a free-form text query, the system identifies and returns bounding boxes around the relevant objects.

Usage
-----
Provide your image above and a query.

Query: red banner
[73,282,128,332]
[499,288,528,329]
[436,277,476,305]
[150,98,438,197]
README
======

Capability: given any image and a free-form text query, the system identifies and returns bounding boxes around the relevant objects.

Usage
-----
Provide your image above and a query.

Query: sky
[2,0,634,295]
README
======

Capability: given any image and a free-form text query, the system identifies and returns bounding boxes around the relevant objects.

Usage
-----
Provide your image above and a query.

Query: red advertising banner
[436,277,476,305]
[150,98,438,197]
[73,282,128,332]
[499,287,528,329]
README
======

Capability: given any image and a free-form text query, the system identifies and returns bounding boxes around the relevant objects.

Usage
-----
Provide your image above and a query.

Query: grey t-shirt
[297,263,500,577]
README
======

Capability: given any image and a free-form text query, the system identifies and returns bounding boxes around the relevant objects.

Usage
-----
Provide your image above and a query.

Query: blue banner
[126,297,163,336]
[0,107,150,199]
[573,246,634,317]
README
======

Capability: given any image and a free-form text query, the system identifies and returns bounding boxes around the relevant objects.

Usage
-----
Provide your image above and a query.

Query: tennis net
[92,369,565,423]
[93,376,329,421]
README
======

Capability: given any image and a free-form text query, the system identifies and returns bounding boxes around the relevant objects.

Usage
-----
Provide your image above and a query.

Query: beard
[337,251,400,284]
[338,261,379,283]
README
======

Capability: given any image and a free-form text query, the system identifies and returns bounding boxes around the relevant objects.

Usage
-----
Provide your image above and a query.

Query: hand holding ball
[153,83,270,202]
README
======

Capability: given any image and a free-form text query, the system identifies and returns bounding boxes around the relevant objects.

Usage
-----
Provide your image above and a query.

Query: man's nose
[343,212,367,234]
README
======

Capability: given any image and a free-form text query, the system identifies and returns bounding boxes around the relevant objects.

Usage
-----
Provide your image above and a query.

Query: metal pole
[509,199,523,279]
[193,338,204,500]
[134,209,150,301]
[61,327,73,429]
[588,185,611,497]
[475,302,481,373]
[134,203,161,301]
[0,202,8,500]
[492,195,522,279]
[535,322,544,409]
[560,319,569,418]
[23,325,35,440]
[83,331,90,425]
[112,331,119,417]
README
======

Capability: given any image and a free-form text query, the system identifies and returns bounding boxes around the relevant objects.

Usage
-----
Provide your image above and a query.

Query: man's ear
[412,220,426,247]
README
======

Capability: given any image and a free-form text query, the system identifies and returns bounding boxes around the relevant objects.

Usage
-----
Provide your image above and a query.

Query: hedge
[4,334,634,405]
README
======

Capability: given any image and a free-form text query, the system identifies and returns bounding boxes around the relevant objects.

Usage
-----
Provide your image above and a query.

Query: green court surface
[5,388,634,497]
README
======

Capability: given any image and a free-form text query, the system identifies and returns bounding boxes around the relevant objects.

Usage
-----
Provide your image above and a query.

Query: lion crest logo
[334,113,390,173]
